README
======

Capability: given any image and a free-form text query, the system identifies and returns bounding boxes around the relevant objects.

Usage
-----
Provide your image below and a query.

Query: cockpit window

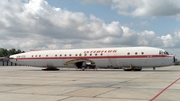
[164,51,169,55]
[159,50,169,55]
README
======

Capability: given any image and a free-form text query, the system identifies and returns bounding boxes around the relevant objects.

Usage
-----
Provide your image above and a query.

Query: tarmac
[0,66,180,101]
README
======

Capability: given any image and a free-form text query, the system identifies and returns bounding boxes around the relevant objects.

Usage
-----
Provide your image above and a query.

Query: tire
[123,69,133,71]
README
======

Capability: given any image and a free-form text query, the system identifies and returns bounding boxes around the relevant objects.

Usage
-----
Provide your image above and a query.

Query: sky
[1,0,180,58]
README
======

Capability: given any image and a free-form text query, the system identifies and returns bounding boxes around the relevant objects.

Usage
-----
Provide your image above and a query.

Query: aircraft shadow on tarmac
[24,68,180,72]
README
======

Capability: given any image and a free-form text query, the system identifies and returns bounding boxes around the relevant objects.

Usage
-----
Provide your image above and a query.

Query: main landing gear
[123,64,142,71]
[75,61,97,71]
[42,65,59,71]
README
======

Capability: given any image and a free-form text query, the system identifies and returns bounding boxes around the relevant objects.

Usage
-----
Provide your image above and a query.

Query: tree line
[0,48,24,57]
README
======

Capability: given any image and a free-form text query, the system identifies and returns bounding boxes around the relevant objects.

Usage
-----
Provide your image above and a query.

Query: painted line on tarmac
[149,78,180,101]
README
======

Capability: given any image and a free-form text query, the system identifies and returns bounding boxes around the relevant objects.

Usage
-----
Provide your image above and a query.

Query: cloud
[161,32,180,48]
[62,44,73,49]
[82,0,180,18]
[138,30,163,46]
[0,0,180,60]
[111,0,180,17]
[81,0,111,5]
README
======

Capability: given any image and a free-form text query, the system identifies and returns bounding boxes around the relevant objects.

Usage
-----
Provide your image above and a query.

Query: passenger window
[75,54,78,56]
[90,54,92,56]
[135,52,138,55]
[141,52,144,55]
[64,54,66,56]
[46,55,48,57]
[69,54,71,56]
[127,52,130,55]
[60,54,62,57]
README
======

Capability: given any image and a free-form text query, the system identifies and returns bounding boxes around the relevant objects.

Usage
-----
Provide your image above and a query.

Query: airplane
[9,46,176,71]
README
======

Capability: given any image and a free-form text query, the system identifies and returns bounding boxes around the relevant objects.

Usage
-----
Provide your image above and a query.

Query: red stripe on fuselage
[14,55,173,60]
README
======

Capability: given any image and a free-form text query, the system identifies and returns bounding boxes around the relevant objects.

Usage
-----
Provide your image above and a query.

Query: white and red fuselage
[9,47,175,70]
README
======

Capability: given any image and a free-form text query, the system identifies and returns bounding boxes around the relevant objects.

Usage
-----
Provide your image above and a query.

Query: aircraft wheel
[123,69,132,71]
[134,69,142,71]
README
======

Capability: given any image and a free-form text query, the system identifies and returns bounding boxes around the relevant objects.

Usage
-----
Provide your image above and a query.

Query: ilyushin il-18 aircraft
[9,46,176,71]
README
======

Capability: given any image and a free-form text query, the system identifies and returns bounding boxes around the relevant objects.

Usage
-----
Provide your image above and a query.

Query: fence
[0,61,18,66]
